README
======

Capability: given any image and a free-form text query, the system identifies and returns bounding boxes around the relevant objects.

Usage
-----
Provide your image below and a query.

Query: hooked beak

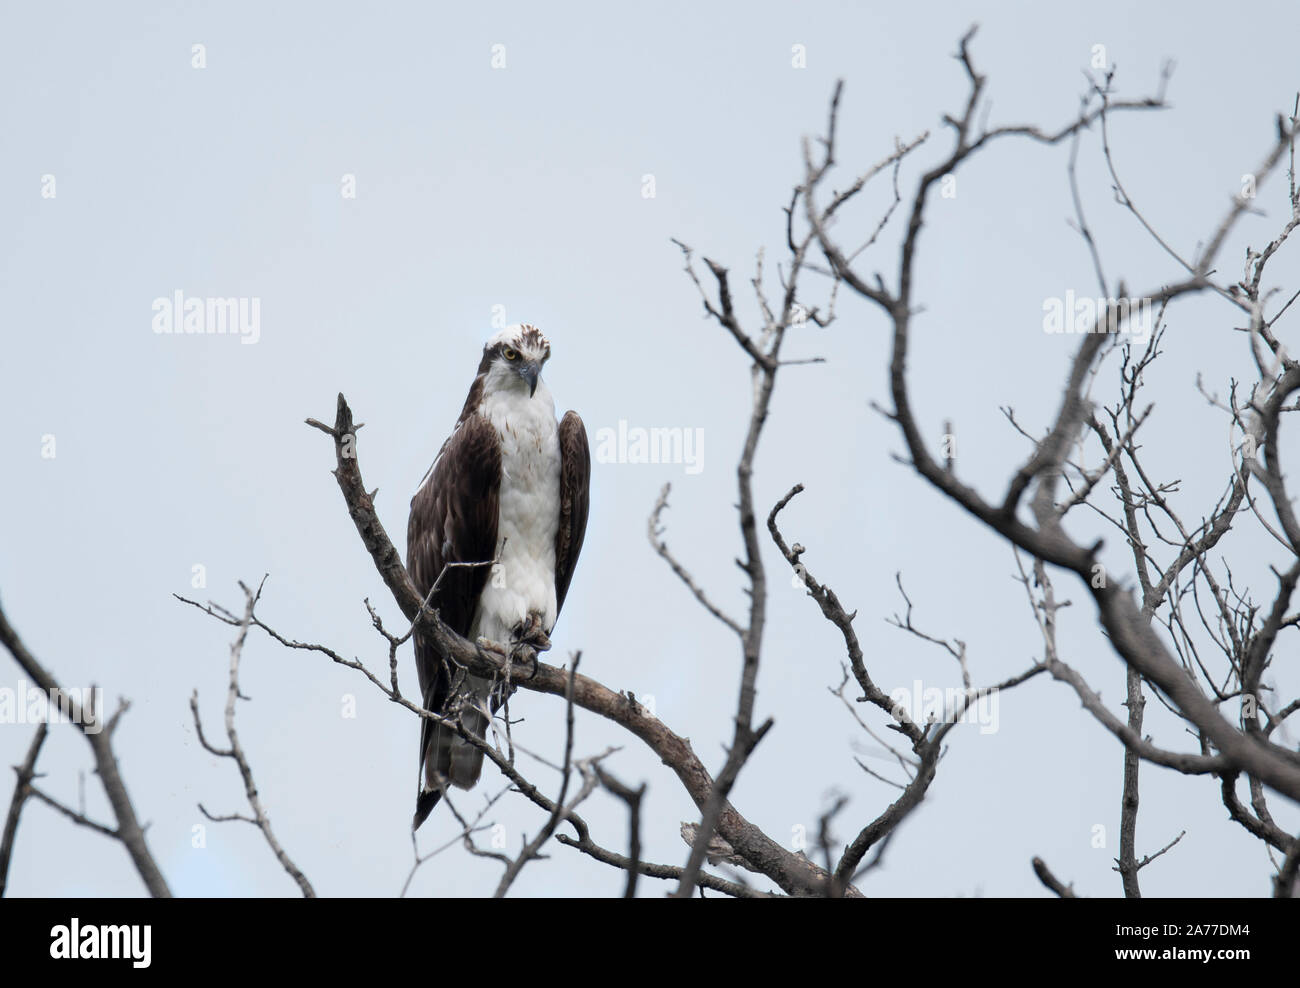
[519,361,540,397]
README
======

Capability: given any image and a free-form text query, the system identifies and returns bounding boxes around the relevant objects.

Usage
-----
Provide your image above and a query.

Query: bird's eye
[503,347,518,361]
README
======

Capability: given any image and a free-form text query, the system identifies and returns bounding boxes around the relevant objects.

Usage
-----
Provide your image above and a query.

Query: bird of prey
[407,325,590,829]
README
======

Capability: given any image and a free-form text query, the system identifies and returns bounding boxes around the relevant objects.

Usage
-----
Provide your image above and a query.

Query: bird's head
[480,324,552,399]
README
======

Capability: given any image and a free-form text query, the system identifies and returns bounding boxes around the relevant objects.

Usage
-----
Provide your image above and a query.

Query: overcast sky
[2,0,1298,898]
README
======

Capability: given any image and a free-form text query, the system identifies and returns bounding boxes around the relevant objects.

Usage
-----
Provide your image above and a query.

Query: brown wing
[408,413,501,642]
[554,410,590,616]
[407,413,500,824]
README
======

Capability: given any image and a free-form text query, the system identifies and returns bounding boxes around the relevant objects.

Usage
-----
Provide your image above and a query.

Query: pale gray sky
[2,0,1297,897]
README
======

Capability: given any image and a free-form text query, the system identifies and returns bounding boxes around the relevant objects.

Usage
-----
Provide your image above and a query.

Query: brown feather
[407,390,501,827]
[554,410,591,614]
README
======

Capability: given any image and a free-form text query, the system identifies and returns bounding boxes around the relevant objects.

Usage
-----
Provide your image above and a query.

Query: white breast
[473,381,562,644]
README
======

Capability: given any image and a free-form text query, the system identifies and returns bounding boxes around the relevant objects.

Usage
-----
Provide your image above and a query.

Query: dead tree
[4,27,1296,899]
[795,28,1300,897]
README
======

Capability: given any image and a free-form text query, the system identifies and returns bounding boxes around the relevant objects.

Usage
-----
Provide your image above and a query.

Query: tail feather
[413,689,491,830]
[413,788,441,830]
[445,707,489,788]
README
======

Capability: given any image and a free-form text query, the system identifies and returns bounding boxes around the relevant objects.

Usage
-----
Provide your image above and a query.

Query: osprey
[407,325,590,829]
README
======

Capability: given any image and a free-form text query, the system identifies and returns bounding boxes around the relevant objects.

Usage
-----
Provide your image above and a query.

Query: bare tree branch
[190,579,315,897]
[0,723,47,896]
[0,600,171,897]
[1032,856,1079,898]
